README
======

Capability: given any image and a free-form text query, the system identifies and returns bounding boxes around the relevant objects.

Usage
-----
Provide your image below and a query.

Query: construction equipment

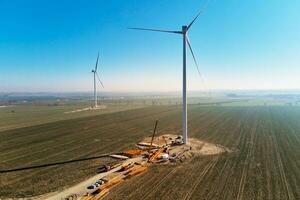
[149,120,158,151]
[149,146,168,163]
[96,165,111,173]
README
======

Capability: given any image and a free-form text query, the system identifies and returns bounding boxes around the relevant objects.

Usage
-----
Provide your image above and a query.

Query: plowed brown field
[1,105,300,199]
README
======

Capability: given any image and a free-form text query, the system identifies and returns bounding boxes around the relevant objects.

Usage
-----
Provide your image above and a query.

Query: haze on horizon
[0,0,299,93]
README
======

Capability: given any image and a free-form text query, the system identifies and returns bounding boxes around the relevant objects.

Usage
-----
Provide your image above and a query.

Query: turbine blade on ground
[128,27,182,34]
[96,72,104,88]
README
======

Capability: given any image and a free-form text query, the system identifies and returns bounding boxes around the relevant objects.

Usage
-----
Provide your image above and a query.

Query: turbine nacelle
[182,25,188,33]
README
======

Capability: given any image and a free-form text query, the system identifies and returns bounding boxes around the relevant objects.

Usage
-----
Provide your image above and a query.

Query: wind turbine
[129,9,205,144]
[91,52,104,108]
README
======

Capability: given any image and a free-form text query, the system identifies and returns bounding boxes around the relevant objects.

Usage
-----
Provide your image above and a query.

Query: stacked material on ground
[81,158,147,200]
[46,158,142,200]
[123,149,144,157]
[50,134,228,200]
[137,134,184,148]
[78,135,188,200]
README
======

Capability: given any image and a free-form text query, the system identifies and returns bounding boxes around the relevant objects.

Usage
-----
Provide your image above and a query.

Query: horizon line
[1,88,300,94]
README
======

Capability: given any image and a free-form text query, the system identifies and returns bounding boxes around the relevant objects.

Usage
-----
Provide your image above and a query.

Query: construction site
[45,120,227,200]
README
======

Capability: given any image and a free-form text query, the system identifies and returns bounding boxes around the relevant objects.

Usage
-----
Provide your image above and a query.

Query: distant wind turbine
[129,8,206,144]
[91,52,104,108]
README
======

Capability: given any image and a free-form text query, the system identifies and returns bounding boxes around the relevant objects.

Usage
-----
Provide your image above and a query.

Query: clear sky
[0,0,299,92]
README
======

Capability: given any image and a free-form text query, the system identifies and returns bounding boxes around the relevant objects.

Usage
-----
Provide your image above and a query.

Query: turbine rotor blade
[186,36,202,79]
[95,52,99,71]
[95,72,104,88]
[187,11,203,31]
[128,27,182,34]
[187,0,211,30]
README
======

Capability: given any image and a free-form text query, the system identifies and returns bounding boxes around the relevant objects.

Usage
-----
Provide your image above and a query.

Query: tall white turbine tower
[91,52,104,108]
[129,9,205,144]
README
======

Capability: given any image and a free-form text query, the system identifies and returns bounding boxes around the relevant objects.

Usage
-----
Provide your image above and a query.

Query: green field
[0,103,144,132]
[1,104,300,199]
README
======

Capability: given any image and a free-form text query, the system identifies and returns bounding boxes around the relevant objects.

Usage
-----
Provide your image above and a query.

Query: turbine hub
[182,25,188,32]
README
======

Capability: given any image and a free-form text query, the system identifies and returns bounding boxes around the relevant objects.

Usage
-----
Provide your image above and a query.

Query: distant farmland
[0,103,144,132]
[0,105,300,199]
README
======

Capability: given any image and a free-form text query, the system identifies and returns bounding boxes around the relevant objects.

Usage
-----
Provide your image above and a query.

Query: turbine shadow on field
[0,154,111,174]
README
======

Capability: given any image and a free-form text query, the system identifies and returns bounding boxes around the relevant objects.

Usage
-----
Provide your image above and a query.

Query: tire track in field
[220,113,250,200]
[0,107,176,153]
[2,108,179,187]
[2,121,147,186]
[276,112,300,171]
[269,108,294,200]
[118,166,180,200]
[259,120,274,200]
[2,118,146,180]
[181,109,247,200]
[2,139,123,186]
[183,156,219,200]
[1,108,177,164]
[1,115,145,163]
[236,119,258,200]
[139,167,180,200]
[1,124,138,164]
[0,106,144,132]
[0,106,174,147]
[209,117,246,200]
[272,135,293,200]
[116,170,161,200]
[188,109,229,138]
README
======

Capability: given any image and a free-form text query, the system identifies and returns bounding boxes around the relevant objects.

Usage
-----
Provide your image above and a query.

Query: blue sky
[0,0,299,92]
